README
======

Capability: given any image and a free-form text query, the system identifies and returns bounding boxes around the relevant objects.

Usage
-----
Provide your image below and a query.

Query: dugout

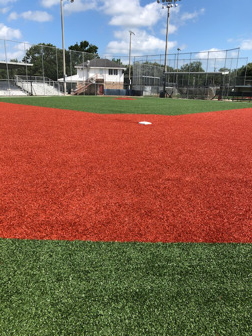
[229,85,252,101]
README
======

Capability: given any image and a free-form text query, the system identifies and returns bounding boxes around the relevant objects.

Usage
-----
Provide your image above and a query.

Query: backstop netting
[131,48,249,99]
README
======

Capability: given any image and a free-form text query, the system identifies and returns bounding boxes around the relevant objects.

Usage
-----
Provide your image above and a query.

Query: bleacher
[0,76,64,96]
[0,80,27,96]
[15,76,63,96]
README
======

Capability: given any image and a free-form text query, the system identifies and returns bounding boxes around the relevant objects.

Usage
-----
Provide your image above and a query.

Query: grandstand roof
[0,61,33,70]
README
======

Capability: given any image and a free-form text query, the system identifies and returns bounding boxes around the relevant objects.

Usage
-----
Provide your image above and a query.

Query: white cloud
[196,48,227,60]
[40,0,176,56]
[106,29,176,55]
[8,10,53,22]
[0,40,29,61]
[100,1,161,28]
[196,48,240,60]
[64,0,97,14]
[227,37,252,51]
[41,0,98,11]
[101,0,138,16]
[9,0,207,59]
[0,7,11,14]
[193,48,241,72]
[240,39,252,51]
[103,1,182,56]
[0,0,17,4]
[40,0,59,8]
[161,23,177,35]
[0,23,21,39]
[155,5,181,39]
[22,11,53,22]
[0,0,16,14]
[8,11,18,20]
[109,3,160,27]
[181,8,205,22]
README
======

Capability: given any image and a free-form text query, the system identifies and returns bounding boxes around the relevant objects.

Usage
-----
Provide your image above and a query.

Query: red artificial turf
[0,102,251,243]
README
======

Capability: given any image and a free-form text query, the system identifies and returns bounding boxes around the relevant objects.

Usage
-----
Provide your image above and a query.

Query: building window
[109,69,118,75]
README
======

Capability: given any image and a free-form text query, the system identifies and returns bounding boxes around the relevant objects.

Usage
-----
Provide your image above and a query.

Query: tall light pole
[128,30,135,91]
[176,47,181,71]
[176,47,181,86]
[60,0,74,95]
[157,0,181,97]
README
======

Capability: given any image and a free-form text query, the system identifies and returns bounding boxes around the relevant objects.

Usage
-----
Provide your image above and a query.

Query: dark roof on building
[76,58,126,69]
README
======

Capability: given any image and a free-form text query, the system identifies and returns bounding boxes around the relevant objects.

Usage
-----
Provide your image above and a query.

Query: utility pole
[60,0,74,95]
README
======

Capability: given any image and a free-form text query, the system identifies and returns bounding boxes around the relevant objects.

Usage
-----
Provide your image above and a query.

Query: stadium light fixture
[157,0,181,97]
[60,0,74,95]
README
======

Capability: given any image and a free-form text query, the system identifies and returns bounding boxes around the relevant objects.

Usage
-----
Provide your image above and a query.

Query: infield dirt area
[1,102,251,242]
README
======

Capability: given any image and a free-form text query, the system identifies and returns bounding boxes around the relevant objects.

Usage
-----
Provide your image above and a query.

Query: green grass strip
[1,239,251,335]
[1,96,252,115]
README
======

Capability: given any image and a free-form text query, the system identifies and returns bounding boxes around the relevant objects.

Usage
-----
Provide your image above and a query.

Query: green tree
[22,41,99,81]
[8,58,25,79]
[68,40,99,65]
[180,61,204,73]
[218,67,230,73]
[68,40,98,54]
[22,43,63,81]
[178,61,204,86]
[237,63,252,77]
[65,40,99,75]
[112,58,123,65]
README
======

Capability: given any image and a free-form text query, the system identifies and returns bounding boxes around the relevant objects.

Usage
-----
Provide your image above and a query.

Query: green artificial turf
[1,239,251,336]
[1,96,251,335]
[0,95,252,115]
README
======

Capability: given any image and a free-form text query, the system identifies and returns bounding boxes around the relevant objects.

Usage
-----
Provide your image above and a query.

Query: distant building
[59,58,126,95]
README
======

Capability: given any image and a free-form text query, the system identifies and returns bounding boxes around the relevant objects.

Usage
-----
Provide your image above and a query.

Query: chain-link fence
[131,48,249,99]
[0,40,101,96]
[0,40,250,99]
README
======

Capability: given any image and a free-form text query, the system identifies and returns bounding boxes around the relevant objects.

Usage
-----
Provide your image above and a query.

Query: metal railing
[14,75,63,96]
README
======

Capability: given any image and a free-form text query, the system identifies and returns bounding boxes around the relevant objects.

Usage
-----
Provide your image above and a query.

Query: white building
[60,58,126,95]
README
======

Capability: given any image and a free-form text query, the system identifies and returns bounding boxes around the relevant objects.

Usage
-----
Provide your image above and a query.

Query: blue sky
[0,0,252,67]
